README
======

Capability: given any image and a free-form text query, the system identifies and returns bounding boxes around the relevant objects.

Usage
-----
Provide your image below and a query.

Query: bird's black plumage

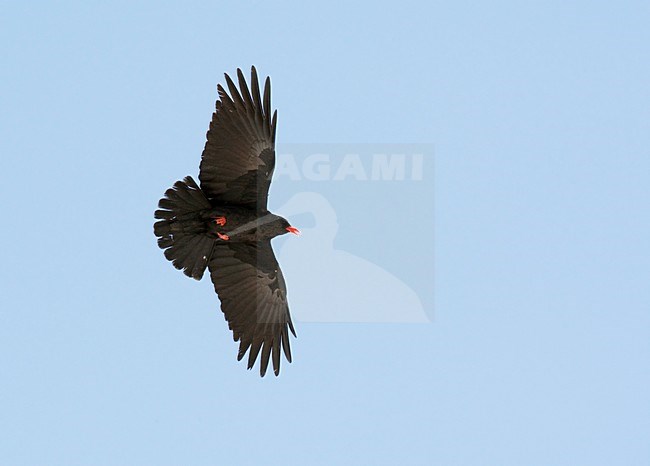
[154,67,297,377]
[199,67,277,210]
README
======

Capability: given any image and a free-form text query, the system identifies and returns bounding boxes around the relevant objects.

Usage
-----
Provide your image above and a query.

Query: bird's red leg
[214,216,227,226]
[217,232,229,241]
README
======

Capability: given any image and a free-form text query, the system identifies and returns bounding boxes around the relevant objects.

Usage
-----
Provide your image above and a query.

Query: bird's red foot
[214,216,227,226]
[217,232,230,241]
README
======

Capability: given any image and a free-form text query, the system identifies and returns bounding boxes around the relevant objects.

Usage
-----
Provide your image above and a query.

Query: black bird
[154,66,300,377]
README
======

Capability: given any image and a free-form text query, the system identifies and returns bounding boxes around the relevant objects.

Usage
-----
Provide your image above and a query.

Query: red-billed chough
[154,66,300,377]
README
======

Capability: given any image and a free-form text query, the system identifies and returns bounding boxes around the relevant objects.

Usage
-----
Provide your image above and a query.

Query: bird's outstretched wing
[199,66,278,211]
[208,240,296,376]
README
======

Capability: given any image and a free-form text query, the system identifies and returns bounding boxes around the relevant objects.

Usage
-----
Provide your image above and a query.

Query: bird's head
[256,215,300,239]
[278,216,301,237]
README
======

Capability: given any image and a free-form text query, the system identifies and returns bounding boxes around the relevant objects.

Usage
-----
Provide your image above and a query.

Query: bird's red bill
[286,226,301,236]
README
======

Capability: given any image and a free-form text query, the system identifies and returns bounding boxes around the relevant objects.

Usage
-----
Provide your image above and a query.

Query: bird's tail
[154,176,215,280]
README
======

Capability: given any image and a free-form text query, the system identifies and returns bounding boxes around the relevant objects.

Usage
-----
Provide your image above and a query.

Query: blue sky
[1,1,649,465]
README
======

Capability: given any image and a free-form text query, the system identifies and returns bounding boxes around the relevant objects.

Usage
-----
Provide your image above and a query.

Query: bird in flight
[154,66,299,377]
